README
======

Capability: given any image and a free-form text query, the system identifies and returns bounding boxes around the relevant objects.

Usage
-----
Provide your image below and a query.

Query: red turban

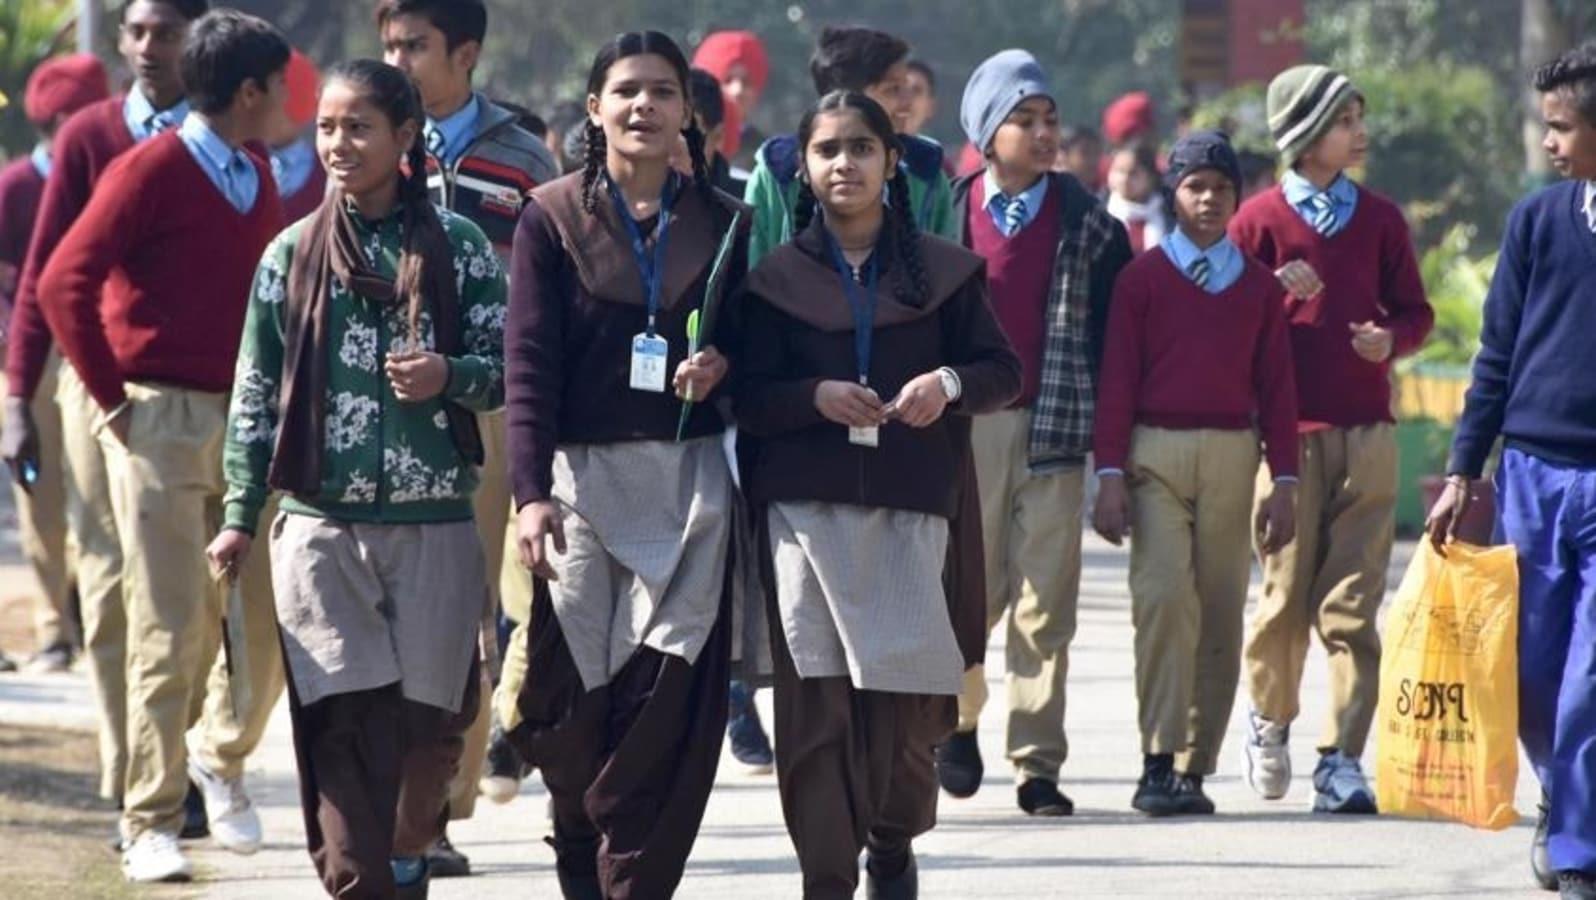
[1101,91,1154,145]
[24,54,110,126]
[284,50,321,128]
[692,31,769,94]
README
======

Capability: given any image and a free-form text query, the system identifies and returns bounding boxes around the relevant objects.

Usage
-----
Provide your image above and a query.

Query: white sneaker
[188,758,263,854]
[1242,710,1292,800]
[122,831,193,883]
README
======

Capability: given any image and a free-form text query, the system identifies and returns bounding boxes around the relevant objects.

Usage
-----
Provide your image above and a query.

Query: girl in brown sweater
[736,91,1021,900]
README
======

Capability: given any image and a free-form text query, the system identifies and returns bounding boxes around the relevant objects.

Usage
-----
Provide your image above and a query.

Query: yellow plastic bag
[1375,541,1520,830]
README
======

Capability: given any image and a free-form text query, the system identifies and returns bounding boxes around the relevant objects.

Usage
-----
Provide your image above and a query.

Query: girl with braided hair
[502,29,751,900]
[208,58,507,898]
[735,91,1021,899]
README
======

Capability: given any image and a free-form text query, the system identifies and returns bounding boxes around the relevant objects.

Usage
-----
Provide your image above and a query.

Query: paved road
[0,475,1548,898]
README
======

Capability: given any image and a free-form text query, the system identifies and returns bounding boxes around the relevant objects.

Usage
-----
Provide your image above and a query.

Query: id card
[629,333,669,393]
[849,425,879,448]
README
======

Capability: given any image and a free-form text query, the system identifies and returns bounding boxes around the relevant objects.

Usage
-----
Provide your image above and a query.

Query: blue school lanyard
[606,174,676,337]
[826,234,879,388]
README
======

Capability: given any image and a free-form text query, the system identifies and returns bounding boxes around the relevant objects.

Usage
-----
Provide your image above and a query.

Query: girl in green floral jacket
[206,59,505,899]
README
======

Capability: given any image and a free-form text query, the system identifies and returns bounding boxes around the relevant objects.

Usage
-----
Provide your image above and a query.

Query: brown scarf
[268,192,483,496]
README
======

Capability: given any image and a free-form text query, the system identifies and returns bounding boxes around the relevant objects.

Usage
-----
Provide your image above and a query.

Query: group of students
[1,1,1595,899]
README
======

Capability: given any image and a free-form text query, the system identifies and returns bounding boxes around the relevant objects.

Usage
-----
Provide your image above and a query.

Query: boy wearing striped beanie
[1229,64,1433,815]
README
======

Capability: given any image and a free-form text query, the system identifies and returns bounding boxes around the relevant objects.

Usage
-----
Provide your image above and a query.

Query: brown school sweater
[735,219,1023,520]
[505,171,751,507]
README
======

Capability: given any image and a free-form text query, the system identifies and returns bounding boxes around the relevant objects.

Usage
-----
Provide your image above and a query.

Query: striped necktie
[147,111,179,135]
[1309,191,1339,236]
[1002,195,1028,236]
[425,126,446,160]
[1188,255,1212,290]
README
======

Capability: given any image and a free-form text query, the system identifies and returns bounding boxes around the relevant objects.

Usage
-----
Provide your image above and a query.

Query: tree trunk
[1520,0,1572,178]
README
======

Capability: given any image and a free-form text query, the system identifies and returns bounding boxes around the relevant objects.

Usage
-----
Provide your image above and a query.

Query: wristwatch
[937,366,962,403]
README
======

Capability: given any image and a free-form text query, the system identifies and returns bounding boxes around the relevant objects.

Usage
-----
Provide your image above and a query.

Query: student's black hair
[1534,40,1596,125]
[321,58,448,344]
[688,67,726,132]
[808,27,910,97]
[1115,142,1160,178]
[374,0,487,51]
[496,100,548,139]
[792,91,928,307]
[120,0,209,21]
[1237,149,1277,185]
[579,31,714,216]
[179,10,290,116]
[905,59,935,94]
[1059,124,1102,151]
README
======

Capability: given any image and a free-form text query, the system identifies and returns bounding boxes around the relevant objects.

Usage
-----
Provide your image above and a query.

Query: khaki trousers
[448,410,509,821]
[1128,427,1259,776]
[98,383,265,839]
[57,365,128,799]
[1,359,75,651]
[956,408,1084,781]
[190,494,285,783]
[1243,423,1396,757]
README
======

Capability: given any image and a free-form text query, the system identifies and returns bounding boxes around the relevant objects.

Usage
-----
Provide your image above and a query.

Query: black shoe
[0,650,16,673]
[726,680,774,773]
[1560,871,1596,900]
[481,723,530,804]
[24,640,74,673]
[1132,754,1178,817]
[545,834,603,900]
[1017,778,1074,816]
[180,780,209,840]
[1172,773,1216,816]
[1535,790,1558,891]
[865,846,918,900]
[933,730,983,799]
[426,833,470,878]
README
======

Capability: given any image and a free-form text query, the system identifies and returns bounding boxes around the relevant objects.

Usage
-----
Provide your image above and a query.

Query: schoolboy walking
[1230,63,1433,814]
[934,49,1132,814]
[37,10,290,881]
[1093,130,1298,817]
[1427,41,1596,900]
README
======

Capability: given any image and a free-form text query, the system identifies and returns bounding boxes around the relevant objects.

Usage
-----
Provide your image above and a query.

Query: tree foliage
[0,0,74,158]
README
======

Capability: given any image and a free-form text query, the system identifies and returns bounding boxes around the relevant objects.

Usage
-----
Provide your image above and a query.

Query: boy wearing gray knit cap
[934,48,1133,817]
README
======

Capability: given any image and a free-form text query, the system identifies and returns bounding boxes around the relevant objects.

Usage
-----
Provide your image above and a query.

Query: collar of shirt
[177,112,259,213]
[123,90,190,143]
[271,136,318,198]
[1584,180,1596,233]
[30,143,51,180]
[425,94,481,167]
[982,170,1049,234]
[1160,227,1244,294]
[1281,168,1358,235]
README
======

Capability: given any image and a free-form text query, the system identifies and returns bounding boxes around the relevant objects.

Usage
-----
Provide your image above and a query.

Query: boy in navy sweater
[1428,41,1596,900]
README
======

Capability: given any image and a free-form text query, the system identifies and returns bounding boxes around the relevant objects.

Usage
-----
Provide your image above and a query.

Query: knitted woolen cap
[960,49,1053,153]
[1266,64,1356,167]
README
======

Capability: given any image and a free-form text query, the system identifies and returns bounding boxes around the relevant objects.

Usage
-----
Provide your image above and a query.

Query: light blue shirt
[30,143,51,179]
[1281,169,1358,237]
[270,137,317,199]
[982,170,1048,236]
[177,113,259,214]
[424,94,480,167]
[1160,228,1244,294]
[123,90,190,143]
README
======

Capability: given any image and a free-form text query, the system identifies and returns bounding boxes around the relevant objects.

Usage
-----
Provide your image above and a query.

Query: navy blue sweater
[1449,181,1596,477]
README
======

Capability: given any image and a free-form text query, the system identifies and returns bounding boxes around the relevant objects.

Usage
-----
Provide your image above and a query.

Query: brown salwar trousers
[286,657,480,898]
[770,617,956,900]
[510,582,730,900]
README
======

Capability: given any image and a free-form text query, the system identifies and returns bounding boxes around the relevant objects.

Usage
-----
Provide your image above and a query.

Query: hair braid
[579,120,607,215]
[395,135,442,345]
[683,120,716,204]
[793,178,819,233]
[885,167,928,306]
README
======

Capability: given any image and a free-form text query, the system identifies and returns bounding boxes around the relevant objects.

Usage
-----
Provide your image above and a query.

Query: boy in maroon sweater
[1093,130,1298,817]
[0,53,108,676]
[1,0,211,817]
[1229,64,1433,814]
[39,10,289,883]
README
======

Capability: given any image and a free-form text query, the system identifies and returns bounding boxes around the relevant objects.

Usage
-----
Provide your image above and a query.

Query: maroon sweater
[281,162,327,224]
[1094,250,1298,478]
[967,176,1060,408]
[39,132,281,412]
[5,98,137,398]
[0,157,46,325]
[1229,183,1432,430]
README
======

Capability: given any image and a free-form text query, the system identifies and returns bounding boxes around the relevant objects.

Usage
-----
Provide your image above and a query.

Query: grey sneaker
[1312,749,1377,814]
[1242,710,1291,800]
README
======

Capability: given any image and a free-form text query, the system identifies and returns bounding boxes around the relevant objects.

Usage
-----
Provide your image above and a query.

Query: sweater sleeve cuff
[223,498,264,536]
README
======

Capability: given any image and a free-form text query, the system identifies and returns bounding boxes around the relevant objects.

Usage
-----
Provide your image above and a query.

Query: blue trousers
[1497,448,1596,872]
